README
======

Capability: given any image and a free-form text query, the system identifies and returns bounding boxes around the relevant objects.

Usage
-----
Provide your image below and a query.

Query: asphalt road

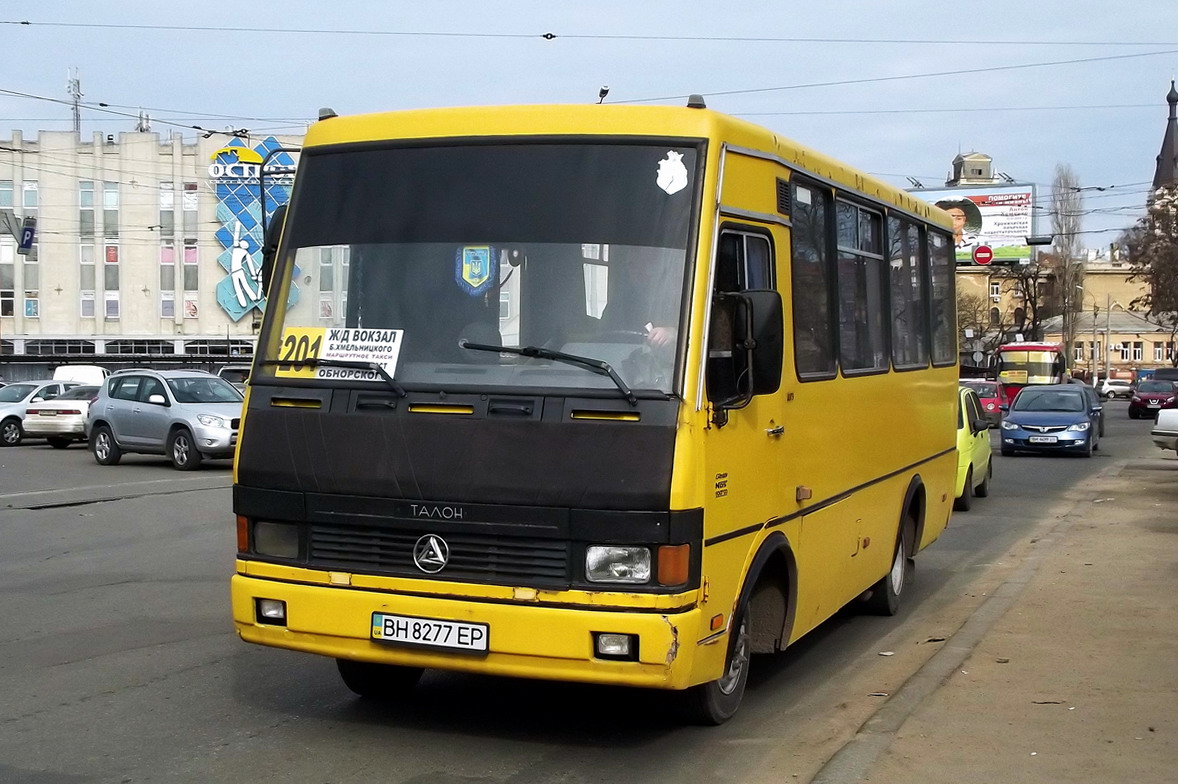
[0,399,1163,784]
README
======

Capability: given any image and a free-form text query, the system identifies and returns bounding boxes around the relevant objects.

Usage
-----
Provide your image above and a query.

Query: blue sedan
[999,384,1102,457]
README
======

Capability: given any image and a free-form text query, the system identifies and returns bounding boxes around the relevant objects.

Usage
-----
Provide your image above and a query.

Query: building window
[24,292,39,318]
[0,238,13,317]
[103,182,119,238]
[183,243,198,291]
[989,281,1001,300]
[0,180,12,208]
[182,182,198,243]
[22,181,38,215]
[26,340,96,355]
[161,290,175,319]
[104,244,120,291]
[1132,341,1144,362]
[183,294,198,319]
[79,181,95,237]
[989,306,1000,325]
[1073,342,1084,362]
[159,182,174,237]
[81,291,95,318]
[105,291,120,320]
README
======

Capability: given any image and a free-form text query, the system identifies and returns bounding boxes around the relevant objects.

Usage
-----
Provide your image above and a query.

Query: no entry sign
[972,245,994,265]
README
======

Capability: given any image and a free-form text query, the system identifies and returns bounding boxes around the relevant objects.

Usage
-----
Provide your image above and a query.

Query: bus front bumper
[231,574,719,690]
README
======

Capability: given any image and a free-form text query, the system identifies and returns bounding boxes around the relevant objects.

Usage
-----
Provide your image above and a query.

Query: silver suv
[86,369,244,470]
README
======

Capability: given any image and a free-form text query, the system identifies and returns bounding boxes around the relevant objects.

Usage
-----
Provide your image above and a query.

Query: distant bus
[230,101,959,724]
[995,341,1067,403]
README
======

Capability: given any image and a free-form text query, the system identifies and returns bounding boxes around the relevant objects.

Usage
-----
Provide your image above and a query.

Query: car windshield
[257,141,698,397]
[0,383,37,403]
[964,381,998,396]
[166,377,244,404]
[1014,390,1085,412]
[1137,381,1174,393]
[220,368,250,384]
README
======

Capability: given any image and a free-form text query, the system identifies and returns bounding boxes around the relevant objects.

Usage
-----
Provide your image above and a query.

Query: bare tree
[1125,187,1178,367]
[1048,164,1085,350]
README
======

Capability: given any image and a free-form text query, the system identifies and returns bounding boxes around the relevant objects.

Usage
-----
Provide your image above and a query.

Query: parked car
[1000,384,1102,457]
[217,364,252,392]
[0,380,82,446]
[86,369,244,470]
[959,379,1002,427]
[1127,380,1178,419]
[1099,378,1133,399]
[22,385,100,448]
[1151,408,1178,455]
[52,364,110,387]
[955,386,993,511]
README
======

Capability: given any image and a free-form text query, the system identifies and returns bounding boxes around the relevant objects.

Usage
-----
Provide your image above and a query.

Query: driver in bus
[600,249,680,349]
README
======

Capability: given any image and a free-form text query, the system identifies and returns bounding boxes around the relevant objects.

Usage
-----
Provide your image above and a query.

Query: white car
[1152,409,1178,455]
[1099,378,1133,399]
[0,380,82,446]
[22,385,101,449]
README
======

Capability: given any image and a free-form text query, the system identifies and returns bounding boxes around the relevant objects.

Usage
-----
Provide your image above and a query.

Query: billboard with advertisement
[914,185,1035,265]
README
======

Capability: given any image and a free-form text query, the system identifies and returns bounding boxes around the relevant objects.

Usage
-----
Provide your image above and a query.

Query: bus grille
[308,523,571,585]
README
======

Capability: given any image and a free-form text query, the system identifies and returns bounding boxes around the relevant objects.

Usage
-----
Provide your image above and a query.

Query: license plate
[1029,436,1057,444]
[371,612,489,652]
[1148,403,1160,408]
[39,411,57,416]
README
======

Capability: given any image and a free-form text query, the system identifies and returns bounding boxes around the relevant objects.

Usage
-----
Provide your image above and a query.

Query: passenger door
[963,389,990,479]
[105,375,145,446]
[134,376,172,451]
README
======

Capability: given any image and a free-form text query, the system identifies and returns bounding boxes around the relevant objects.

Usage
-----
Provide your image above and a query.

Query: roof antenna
[687,94,707,109]
[597,85,609,104]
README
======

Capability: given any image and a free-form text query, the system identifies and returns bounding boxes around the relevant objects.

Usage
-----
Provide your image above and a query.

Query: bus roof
[302,103,949,229]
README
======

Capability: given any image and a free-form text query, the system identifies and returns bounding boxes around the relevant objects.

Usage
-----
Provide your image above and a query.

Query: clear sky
[3,1,1176,248]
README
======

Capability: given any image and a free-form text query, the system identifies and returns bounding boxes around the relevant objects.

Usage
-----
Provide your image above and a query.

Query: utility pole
[66,68,82,134]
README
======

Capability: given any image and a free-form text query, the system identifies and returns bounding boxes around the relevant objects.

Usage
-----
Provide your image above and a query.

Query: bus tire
[864,518,913,616]
[336,658,424,699]
[682,608,751,725]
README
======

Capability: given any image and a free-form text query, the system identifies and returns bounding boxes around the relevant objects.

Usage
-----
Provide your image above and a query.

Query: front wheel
[336,659,424,699]
[168,429,203,471]
[682,611,751,725]
[974,461,992,498]
[1,418,24,447]
[865,523,912,616]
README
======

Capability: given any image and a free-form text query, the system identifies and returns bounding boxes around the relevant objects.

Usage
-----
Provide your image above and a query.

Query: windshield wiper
[257,358,407,398]
[460,340,638,407]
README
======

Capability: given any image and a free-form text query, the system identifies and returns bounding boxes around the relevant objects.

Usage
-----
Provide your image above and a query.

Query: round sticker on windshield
[656,151,688,195]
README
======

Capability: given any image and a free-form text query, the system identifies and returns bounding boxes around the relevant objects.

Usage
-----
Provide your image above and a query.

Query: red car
[960,379,1002,427]
[1128,380,1178,419]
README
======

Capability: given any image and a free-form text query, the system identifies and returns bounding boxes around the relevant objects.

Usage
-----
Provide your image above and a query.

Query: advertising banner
[915,185,1035,265]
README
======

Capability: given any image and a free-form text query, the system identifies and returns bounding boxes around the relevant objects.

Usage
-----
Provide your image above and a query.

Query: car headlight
[1001,420,1019,430]
[1167,397,1176,404]
[985,402,996,411]
[1067,422,1091,432]
[585,545,651,584]
[197,414,229,428]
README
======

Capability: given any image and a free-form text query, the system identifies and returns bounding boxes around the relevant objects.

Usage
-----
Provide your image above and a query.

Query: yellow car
[955,385,993,511]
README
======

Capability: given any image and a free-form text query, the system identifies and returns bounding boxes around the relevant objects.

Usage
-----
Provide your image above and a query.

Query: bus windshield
[261,142,700,396]
[997,350,1061,382]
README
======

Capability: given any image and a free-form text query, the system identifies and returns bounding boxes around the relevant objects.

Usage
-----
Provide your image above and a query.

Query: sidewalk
[818,452,1178,783]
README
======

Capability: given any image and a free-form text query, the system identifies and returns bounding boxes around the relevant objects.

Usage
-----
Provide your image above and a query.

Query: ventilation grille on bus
[776,178,791,215]
[308,523,571,586]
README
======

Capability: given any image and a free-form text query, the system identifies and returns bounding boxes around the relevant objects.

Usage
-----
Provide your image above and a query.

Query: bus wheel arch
[864,477,924,616]
[742,532,798,655]
[900,474,927,556]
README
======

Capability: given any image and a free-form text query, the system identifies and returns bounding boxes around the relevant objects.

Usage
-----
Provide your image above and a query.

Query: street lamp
[1076,285,1100,386]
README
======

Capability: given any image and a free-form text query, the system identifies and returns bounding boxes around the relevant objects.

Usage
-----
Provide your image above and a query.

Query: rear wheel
[47,437,72,449]
[336,659,424,699]
[91,425,121,465]
[953,468,973,511]
[168,428,203,471]
[974,461,991,498]
[865,521,913,616]
[1,418,23,447]
[682,610,751,725]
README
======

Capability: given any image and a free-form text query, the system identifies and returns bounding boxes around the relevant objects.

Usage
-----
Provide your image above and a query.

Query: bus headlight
[253,521,300,558]
[585,546,651,584]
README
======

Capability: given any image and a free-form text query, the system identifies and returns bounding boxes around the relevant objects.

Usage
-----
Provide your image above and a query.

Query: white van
[53,365,110,387]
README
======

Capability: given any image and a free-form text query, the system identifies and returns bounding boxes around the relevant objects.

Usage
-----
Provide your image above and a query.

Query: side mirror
[999,404,1009,412]
[706,289,783,413]
[260,203,288,296]
[973,418,990,432]
[147,394,168,406]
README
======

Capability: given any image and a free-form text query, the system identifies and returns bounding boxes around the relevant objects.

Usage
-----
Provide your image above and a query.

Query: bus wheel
[336,658,424,699]
[865,520,912,616]
[683,610,751,725]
